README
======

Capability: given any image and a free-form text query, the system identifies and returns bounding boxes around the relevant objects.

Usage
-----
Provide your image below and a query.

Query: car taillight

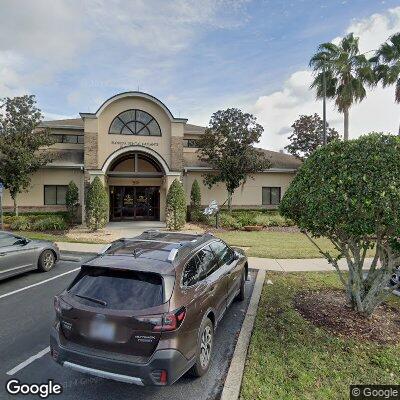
[54,296,61,316]
[138,307,186,332]
[54,296,72,316]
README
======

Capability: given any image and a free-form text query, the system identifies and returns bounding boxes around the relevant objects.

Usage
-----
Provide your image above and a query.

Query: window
[44,185,68,205]
[69,268,163,311]
[197,245,217,279]
[182,256,200,287]
[51,134,84,144]
[262,187,281,205]
[183,139,199,148]
[0,232,20,248]
[109,109,161,136]
[210,240,235,266]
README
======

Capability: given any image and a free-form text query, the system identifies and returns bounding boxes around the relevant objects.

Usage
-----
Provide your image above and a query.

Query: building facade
[2,92,301,222]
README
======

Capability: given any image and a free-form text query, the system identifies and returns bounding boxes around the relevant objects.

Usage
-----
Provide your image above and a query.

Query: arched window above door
[109,109,161,136]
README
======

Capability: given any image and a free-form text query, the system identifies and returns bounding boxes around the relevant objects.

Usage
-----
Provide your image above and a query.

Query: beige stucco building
[2,92,301,222]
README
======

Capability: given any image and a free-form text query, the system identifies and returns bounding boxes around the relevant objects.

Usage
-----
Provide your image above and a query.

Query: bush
[66,181,79,224]
[85,177,109,231]
[32,216,67,231]
[190,179,202,222]
[10,216,31,231]
[166,179,186,230]
[280,133,400,316]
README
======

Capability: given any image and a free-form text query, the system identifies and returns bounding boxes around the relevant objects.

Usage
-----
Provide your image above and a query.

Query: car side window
[197,245,217,279]
[0,233,19,248]
[182,255,200,287]
[210,240,235,266]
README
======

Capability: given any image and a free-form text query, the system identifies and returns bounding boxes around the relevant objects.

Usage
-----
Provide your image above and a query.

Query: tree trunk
[13,195,18,217]
[343,109,349,140]
[227,193,232,212]
[398,118,400,136]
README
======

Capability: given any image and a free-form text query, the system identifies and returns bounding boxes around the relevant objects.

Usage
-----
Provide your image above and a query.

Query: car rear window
[68,268,163,311]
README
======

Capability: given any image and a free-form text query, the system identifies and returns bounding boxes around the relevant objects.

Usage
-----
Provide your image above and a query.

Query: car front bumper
[50,327,193,386]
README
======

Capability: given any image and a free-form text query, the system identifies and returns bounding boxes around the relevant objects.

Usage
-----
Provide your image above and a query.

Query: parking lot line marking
[0,267,80,301]
[6,347,50,375]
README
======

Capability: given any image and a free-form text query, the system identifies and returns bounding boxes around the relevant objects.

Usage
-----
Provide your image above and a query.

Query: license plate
[89,319,116,342]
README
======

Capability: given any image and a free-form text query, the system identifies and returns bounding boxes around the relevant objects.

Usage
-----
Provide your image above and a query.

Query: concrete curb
[220,269,266,400]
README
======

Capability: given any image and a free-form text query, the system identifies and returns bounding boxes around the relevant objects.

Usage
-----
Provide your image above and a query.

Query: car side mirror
[233,252,240,261]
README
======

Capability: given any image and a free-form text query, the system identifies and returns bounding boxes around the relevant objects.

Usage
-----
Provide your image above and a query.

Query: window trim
[108,109,162,137]
[44,185,68,206]
[262,186,281,206]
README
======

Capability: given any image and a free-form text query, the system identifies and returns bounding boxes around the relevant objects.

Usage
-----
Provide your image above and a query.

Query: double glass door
[110,186,160,221]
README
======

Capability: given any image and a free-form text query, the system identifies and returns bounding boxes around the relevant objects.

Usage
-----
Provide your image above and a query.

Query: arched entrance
[107,151,165,221]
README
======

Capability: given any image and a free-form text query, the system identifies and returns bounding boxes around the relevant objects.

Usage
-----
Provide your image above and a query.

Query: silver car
[0,231,60,280]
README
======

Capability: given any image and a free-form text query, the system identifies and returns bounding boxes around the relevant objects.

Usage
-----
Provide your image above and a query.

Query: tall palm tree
[370,33,400,135]
[309,33,374,140]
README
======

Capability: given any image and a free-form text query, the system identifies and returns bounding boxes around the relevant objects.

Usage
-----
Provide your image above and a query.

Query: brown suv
[50,231,248,386]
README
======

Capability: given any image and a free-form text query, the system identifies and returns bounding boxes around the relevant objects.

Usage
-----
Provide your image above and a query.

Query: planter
[243,225,263,231]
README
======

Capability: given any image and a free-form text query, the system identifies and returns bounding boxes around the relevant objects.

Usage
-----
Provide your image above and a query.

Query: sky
[0,0,399,150]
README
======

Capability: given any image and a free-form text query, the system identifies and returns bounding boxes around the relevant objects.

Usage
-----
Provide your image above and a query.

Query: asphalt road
[0,255,256,400]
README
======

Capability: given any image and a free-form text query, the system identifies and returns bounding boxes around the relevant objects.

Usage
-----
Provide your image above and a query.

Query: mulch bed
[294,290,400,345]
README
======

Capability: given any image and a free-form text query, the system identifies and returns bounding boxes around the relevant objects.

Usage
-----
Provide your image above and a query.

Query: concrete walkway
[57,241,374,272]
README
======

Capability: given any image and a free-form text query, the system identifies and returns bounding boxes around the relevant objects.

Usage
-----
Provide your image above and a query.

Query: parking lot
[0,256,256,400]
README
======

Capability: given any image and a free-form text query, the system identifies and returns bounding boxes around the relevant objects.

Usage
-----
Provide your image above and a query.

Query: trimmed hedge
[204,210,294,230]
[6,213,68,231]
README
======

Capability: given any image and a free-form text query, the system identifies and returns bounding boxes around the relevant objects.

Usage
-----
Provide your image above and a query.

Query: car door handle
[209,285,216,293]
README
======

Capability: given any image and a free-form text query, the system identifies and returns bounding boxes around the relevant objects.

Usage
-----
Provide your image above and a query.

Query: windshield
[68,268,164,311]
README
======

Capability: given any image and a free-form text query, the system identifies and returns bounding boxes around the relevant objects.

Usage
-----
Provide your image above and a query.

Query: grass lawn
[12,229,373,259]
[241,272,400,400]
[217,231,343,258]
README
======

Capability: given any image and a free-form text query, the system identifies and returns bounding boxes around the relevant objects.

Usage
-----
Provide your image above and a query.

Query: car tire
[191,317,214,378]
[235,270,246,302]
[38,250,56,272]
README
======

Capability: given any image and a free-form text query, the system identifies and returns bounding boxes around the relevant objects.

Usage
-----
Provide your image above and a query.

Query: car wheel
[38,250,56,272]
[235,270,246,302]
[191,317,214,377]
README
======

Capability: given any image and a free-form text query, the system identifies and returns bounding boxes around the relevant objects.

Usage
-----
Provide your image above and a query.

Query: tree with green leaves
[0,95,54,215]
[197,108,270,211]
[85,177,109,231]
[280,133,400,316]
[309,33,374,140]
[166,179,186,230]
[370,33,400,135]
[66,181,79,225]
[285,113,340,160]
[190,179,202,222]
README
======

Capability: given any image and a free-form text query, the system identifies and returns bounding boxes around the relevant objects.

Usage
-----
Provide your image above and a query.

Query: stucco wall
[183,171,295,208]
[2,168,84,209]
[88,96,179,171]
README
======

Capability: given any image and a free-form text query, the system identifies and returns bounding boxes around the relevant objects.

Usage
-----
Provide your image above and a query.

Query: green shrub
[280,133,400,316]
[219,213,241,229]
[10,216,31,230]
[32,216,67,231]
[190,179,202,222]
[166,179,186,230]
[85,177,109,231]
[66,181,79,224]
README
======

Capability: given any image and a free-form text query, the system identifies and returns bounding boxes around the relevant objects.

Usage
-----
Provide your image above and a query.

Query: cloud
[252,6,400,151]
[0,0,249,99]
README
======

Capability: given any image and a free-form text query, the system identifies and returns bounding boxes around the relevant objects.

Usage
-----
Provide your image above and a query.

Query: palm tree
[370,33,400,135]
[309,33,374,140]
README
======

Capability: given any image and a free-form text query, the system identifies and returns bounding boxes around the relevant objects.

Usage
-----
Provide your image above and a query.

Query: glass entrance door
[110,186,160,221]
